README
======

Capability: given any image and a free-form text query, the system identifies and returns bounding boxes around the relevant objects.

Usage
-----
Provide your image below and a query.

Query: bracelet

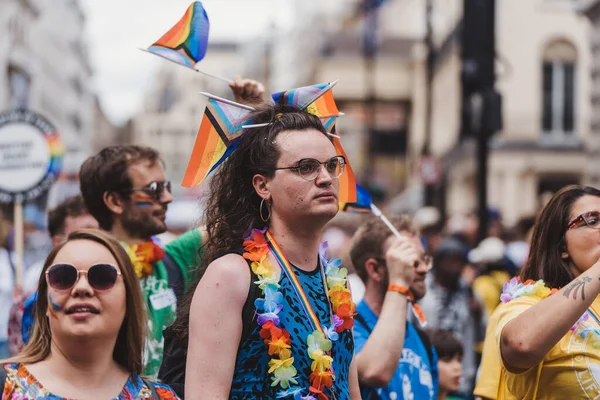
[388,284,410,296]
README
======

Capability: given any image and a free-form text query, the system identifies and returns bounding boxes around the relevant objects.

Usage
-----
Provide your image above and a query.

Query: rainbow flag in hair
[326,119,357,208]
[182,96,253,188]
[341,184,373,213]
[147,1,210,69]
[320,116,337,134]
[306,87,339,117]
[334,137,358,209]
[272,81,339,117]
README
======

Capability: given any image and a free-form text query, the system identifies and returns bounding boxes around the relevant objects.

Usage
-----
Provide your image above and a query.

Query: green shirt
[142,228,203,377]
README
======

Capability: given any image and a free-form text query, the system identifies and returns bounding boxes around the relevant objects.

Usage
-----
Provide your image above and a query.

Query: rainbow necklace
[243,228,355,400]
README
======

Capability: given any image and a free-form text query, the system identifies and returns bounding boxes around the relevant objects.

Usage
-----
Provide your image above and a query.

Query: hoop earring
[260,198,271,222]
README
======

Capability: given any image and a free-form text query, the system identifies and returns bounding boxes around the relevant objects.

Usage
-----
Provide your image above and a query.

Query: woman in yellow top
[497,185,600,399]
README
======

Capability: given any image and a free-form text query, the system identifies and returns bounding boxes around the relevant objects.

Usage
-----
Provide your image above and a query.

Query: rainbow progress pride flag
[272,82,340,117]
[147,1,210,69]
[182,96,253,188]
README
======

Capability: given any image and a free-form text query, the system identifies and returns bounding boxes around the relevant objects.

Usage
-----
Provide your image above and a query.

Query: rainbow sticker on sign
[0,109,64,203]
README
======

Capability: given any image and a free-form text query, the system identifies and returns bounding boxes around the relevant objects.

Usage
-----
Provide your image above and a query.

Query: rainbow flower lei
[243,228,356,400]
[501,277,600,342]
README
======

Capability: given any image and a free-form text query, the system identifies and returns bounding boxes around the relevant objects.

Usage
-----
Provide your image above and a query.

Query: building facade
[583,0,600,188]
[411,0,592,226]
[0,0,97,207]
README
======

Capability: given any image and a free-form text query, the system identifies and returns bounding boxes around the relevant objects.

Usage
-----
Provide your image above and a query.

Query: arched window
[542,39,577,136]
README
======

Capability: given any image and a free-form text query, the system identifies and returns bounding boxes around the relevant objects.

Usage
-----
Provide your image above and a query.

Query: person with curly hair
[172,104,360,399]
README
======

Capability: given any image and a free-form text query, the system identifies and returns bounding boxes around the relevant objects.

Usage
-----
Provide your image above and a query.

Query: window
[8,66,31,109]
[541,40,577,137]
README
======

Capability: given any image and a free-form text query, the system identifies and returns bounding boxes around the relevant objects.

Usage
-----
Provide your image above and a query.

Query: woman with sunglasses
[0,229,179,399]
[497,185,600,399]
[173,105,361,399]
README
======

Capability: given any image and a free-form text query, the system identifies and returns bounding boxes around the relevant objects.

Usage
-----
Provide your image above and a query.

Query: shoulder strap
[161,252,185,306]
[213,248,259,345]
[354,312,372,334]
[240,262,259,343]
[415,326,435,367]
[142,378,160,399]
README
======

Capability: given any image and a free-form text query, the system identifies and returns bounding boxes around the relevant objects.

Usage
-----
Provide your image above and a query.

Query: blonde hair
[2,229,147,374]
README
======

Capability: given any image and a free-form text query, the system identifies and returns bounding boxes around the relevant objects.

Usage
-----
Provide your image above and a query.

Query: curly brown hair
[173,104,330,341]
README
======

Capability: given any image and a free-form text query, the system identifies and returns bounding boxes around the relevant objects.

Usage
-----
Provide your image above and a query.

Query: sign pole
[13,199,23,288]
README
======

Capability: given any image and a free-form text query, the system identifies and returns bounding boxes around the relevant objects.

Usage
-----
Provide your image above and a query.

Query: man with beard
[351,216,438,400]
[79,145,203,377]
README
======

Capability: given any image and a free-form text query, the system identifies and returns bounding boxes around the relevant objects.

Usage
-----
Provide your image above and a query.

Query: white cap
[468,237,506,264]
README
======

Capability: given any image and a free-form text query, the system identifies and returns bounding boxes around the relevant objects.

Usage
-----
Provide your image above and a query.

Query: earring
[260,198,271,222]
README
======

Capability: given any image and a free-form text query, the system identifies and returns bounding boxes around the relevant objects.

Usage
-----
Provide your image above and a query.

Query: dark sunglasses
[120,181,172,202]
[567,211,600,231]
[46,263,122,291]
[274,156,346,181]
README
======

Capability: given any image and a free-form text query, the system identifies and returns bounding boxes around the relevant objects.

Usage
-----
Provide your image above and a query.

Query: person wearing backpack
[166,105,362,399]
[350,215,438,400]
[0,229,180,398]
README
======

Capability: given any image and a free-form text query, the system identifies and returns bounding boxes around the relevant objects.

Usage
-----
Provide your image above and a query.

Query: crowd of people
[0,77,598,400]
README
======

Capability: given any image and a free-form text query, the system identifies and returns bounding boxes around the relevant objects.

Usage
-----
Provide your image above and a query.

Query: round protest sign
[0,109,64,203]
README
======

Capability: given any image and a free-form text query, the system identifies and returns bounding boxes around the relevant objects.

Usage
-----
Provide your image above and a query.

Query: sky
[80,0,285,124]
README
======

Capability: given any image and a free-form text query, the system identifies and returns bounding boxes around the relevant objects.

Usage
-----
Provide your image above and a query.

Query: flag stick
[194,68,233,84]
[13,199,23,288]
[140,48,233,83]
[242,122,270,129]
[198,92,256,110]
[370,203,404,240]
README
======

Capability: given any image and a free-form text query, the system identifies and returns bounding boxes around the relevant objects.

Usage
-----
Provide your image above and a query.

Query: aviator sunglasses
[119,181,172,202]
[46,263,122,291]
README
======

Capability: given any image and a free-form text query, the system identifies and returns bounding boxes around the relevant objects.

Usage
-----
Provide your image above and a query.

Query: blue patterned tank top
[230,261,354,399]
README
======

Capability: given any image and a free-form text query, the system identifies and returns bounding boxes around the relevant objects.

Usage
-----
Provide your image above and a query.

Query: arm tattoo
[563,276,592,301]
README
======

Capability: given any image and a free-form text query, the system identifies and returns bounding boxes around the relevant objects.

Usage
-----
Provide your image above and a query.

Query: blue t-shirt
[354,301,439,400]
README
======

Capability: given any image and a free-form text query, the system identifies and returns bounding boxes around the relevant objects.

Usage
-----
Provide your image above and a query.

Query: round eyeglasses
[274,156,346,181]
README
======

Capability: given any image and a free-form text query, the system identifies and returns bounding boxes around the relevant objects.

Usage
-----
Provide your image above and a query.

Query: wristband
[388,283,410,297]
[388,284,427,327]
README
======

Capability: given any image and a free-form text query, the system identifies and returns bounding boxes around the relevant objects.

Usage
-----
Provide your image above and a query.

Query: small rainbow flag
[147,1,210,69]
[182,94,254,188]
[340,184,373,213]
[272,81,340,117]
[334,137,358,209]
[323,118,358,209]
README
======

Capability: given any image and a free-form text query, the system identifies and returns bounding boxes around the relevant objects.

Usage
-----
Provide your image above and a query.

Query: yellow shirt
[496,294,600,400]
[473,271,511,318]
[473,302,515,400]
